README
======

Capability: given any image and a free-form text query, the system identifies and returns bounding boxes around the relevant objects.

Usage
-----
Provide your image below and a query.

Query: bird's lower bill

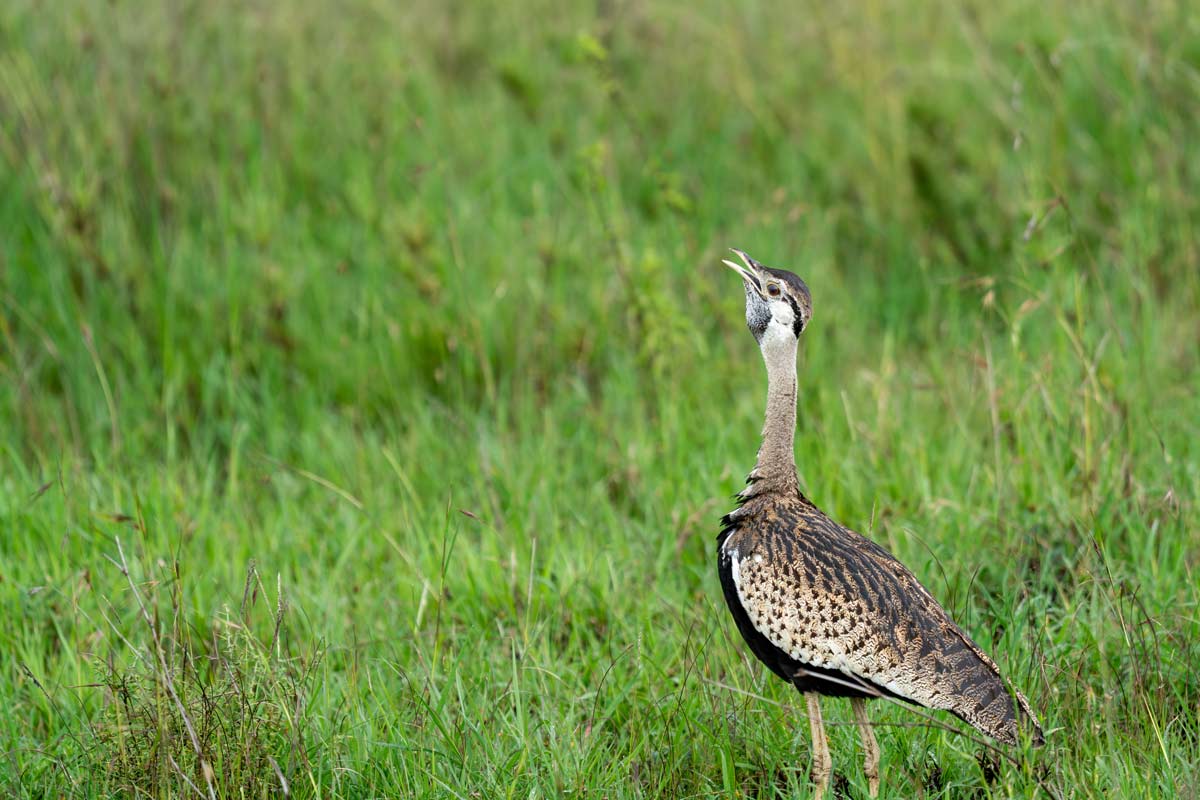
[722,254,764,297]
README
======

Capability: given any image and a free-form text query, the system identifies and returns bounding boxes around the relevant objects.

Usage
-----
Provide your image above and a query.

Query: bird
[716,249,1043,798]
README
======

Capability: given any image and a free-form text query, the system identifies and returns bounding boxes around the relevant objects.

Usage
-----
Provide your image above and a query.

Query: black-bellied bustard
[717,249,1042,798]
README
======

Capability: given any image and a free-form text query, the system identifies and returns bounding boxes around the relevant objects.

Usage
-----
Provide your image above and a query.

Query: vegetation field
[2,0,1198,796]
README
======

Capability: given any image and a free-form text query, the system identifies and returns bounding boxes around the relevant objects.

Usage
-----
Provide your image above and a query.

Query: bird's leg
[805,692,832,799]
[851,697,880,798]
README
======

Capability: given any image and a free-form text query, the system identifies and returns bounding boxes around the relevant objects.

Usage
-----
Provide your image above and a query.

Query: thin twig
[267,755,290,796]
[168,754,206,798]
[115,538,218,800]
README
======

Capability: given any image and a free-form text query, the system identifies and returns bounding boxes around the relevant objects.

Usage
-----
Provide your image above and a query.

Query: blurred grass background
[1,0,1198,796]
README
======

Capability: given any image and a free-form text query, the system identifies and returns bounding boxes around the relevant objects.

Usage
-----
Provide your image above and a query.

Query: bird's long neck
[750,336,799,493]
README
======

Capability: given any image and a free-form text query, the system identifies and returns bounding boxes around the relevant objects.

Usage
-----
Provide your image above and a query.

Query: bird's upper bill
[722,249,767,296]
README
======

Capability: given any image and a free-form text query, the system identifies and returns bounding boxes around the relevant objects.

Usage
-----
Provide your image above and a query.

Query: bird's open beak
[722,248,766,297]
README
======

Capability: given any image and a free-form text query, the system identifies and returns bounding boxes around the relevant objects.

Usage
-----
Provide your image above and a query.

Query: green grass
[2,0,1198,796]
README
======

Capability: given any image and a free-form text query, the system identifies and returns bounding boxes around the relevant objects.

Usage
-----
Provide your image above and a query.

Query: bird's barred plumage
[718,483,1043,744]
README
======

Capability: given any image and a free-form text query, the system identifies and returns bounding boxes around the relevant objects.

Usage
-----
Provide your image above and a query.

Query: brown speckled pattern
[719,485,1043,745]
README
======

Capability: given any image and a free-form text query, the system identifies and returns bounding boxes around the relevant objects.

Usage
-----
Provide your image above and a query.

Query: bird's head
[723,248,812,348]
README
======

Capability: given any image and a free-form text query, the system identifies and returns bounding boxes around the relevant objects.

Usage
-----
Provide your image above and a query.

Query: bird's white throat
[752,323,799,490]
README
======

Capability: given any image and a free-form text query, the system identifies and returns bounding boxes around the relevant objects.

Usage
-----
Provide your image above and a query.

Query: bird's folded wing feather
[729,521,1034,743]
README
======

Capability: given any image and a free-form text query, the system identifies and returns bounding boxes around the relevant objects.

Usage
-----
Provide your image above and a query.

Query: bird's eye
[766,283,782,298]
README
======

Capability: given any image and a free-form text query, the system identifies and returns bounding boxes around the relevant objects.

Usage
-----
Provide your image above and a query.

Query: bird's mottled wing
[725,504,1040,744]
